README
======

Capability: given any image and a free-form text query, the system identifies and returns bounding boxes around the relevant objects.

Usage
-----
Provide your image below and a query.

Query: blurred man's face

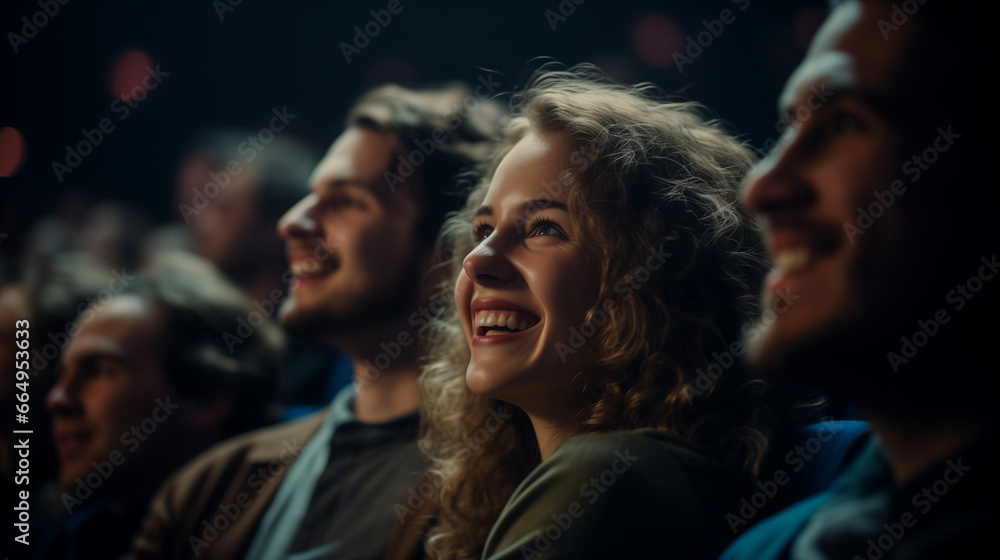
[46,296,176,491]
[277,127,425,336]
[742,1,943,377]
[177,155,270,275]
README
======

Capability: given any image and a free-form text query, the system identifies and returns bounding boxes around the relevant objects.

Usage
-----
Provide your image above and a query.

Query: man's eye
[97,361,121,377]
[833,113,862,133]
[326,195,364,211]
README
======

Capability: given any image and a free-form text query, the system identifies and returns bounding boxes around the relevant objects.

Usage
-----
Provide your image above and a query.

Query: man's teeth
[773,248,810,272]
[475,310,536,333]
[291,260,325,276]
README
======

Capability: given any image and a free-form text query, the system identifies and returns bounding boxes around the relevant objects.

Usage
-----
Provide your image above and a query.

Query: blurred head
[742,0,995,408]
[176,130,317,281]
[277,84,504,339]
[423,65,769,560]
[80,202,149,270]
[46,253,283,495]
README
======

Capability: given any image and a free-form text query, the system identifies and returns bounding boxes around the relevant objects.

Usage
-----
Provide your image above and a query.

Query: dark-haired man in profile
[127,82,504,560]
[721,1,996,559]
[36,253,283,560]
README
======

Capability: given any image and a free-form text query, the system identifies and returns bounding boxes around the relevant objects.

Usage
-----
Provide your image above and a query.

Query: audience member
[721,1,997,558]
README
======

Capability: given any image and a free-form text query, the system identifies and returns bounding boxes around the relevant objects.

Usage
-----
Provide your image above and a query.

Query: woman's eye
[529,219,564,238]
[473,223,493,242]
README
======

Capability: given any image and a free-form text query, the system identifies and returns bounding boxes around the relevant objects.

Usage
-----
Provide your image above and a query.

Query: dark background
[0,0,827,260]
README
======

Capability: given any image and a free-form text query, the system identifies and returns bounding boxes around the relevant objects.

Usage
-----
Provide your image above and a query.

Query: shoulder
[522,428,727,502]
[126,411,328,559]
[177,408,327,481]
[482,429,743,560]
[527,429,733,511]
[718,492,829,560]
[548,428,721,476]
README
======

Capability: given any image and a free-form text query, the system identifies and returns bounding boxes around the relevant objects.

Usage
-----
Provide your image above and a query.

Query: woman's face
[457,130,602,413]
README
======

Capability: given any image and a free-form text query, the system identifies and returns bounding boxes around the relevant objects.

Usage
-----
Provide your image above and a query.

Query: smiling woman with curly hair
[411,65,781,560]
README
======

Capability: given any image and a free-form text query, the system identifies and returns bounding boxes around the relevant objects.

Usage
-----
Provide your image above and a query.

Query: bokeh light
[632,15,685,69]
[109,48,155,101]
[0,127,27,178]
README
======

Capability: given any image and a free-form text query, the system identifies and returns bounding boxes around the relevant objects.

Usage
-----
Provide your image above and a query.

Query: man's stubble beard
[280,248,426,340]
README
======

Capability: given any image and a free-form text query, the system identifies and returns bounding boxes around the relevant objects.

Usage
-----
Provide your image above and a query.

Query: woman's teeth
[474,310,539,334]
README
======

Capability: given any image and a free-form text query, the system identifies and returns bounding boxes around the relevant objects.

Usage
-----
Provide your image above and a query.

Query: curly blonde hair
[419,65,773,560]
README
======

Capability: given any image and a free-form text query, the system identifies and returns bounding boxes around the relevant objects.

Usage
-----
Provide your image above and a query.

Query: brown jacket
[124,411,326,560]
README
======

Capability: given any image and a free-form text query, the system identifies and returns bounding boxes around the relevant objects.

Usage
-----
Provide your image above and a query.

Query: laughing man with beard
[126,83,505,560]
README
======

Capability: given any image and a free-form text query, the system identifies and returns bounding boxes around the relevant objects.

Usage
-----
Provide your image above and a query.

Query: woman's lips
[472,320,540,346]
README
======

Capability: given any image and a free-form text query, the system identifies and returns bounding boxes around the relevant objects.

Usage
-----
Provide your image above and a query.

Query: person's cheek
[455,273,474,341]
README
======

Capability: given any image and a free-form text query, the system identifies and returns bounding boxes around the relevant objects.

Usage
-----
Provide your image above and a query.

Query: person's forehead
[310,126,396,187]
[780,1,921,111]
[65,296,164,362]
[486,130,571,205]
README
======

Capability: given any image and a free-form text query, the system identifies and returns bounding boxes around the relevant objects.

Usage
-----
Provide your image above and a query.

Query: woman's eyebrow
[474,205,492,219]
[519,199,568,216]
[474,199,568,220]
